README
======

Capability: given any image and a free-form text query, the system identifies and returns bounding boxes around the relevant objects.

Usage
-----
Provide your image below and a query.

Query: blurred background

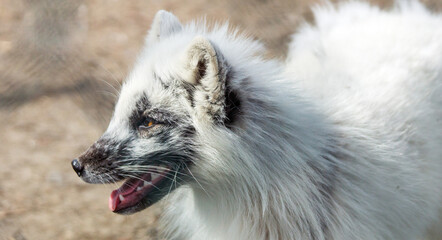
[0,0,441,239]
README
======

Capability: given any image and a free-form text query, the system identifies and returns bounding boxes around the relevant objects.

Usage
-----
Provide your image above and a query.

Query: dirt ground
[0,0,441,239]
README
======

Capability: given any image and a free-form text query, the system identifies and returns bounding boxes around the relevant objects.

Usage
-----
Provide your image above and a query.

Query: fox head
[71,10,259,214]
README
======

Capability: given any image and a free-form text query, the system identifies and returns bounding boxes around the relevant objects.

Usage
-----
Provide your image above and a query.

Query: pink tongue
[109,175,150,212]
[108,170,168,212]
[109,189,119,211]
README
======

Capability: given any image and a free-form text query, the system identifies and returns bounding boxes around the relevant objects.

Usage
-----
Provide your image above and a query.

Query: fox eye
[138,117,158,131]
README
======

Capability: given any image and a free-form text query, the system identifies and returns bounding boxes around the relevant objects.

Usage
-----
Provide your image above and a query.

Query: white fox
[72,1,442,239]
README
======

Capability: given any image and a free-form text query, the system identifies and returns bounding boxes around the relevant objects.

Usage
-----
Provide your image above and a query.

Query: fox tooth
[143,181,151,187]
[151,173,160,180]
[119,195,125,201]
[137,186,143,191]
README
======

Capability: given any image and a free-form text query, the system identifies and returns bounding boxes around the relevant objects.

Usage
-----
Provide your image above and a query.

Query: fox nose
[71,159,84,177]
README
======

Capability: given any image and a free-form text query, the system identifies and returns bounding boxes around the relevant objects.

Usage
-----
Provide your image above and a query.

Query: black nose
[71,159,83,177]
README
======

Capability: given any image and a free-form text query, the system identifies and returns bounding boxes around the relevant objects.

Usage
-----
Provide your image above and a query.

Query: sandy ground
[0,0,441,239]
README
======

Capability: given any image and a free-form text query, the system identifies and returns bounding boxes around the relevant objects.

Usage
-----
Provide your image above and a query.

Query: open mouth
[109,166,172,214]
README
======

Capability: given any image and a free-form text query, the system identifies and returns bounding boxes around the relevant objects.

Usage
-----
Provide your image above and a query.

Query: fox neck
[186,83,339,239]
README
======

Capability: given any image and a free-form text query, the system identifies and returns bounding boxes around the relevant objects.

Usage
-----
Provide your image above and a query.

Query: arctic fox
[72,1,442,239]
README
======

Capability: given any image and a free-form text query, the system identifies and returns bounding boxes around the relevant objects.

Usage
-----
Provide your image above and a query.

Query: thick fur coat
[74,1,442,239]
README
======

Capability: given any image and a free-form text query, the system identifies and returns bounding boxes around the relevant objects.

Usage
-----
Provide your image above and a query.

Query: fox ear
[183,36,231,124]
[145,10,182,46]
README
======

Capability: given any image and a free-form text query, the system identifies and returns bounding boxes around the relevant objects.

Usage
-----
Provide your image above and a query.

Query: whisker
[97,77,121,96]
[184,162,210,197]
[96,90,118,99]
[116,165,190,178]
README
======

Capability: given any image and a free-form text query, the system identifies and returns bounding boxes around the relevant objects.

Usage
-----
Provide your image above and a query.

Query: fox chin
[72,2,442,240]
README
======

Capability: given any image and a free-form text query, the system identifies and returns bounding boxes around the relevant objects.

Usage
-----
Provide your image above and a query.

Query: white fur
[111,2,442,239]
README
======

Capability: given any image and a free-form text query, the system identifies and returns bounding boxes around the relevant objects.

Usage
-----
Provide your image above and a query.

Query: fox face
[71,10,242,214]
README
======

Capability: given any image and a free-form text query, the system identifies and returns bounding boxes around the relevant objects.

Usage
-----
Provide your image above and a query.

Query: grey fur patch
[307,149,342,239]
[129,95,151,130]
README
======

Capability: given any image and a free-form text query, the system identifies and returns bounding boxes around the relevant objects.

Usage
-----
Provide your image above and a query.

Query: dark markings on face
[153,128,174,146]
[129,95,151,130]
[129,93,179,128]
[182,125,196,139]
[144,148,193,169]
[79,118,195,182]
[78,136,135,183]
[147,108,179,125]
